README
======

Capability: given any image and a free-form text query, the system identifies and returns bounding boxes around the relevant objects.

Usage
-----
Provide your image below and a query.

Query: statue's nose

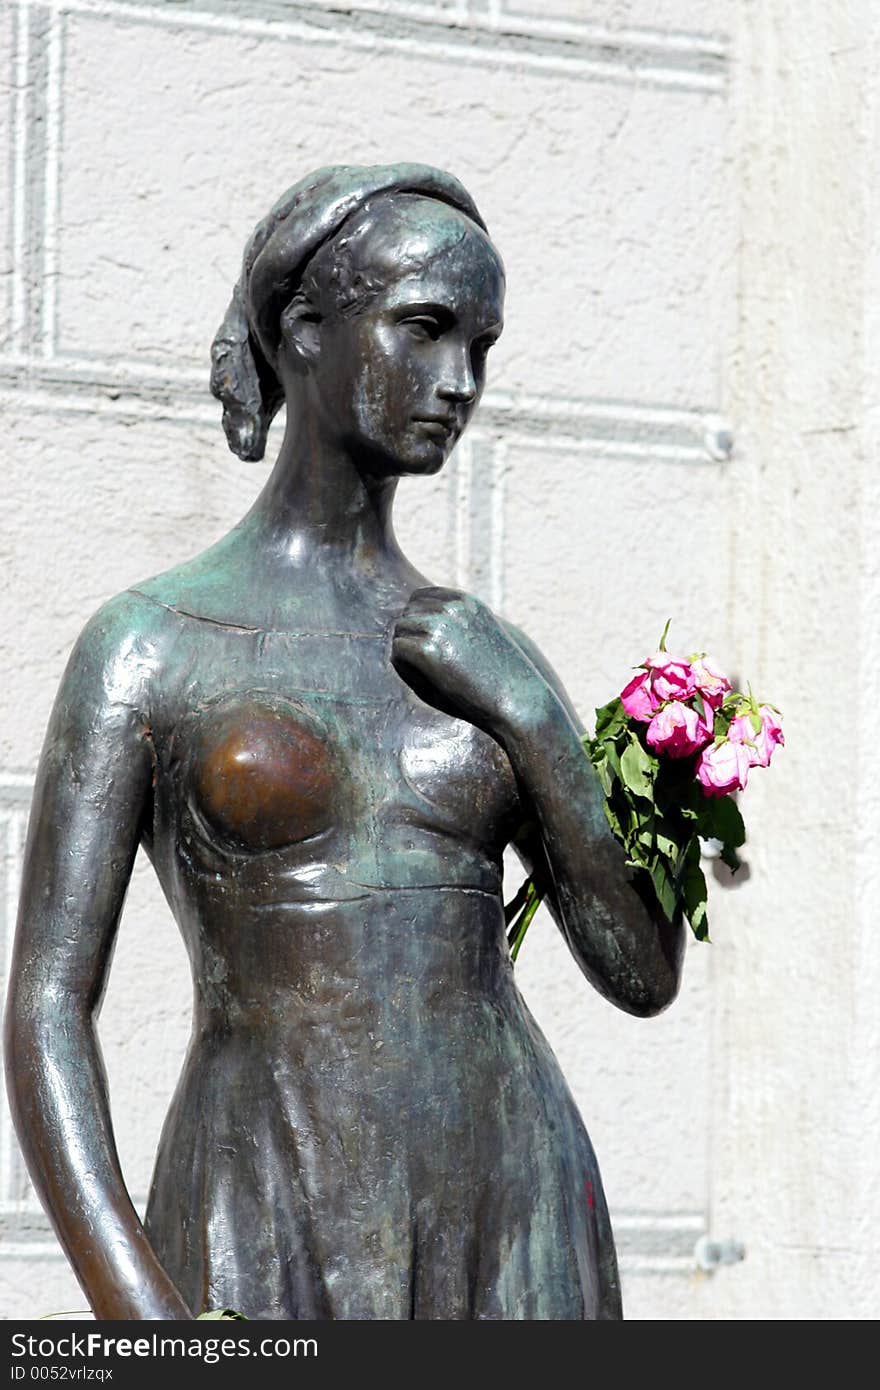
[436,342,476,405]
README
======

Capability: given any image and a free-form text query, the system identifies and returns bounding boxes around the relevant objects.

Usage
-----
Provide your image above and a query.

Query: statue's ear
[279,292,322,372]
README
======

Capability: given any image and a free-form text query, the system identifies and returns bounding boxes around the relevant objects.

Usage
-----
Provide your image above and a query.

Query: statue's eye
[402,315,442,342]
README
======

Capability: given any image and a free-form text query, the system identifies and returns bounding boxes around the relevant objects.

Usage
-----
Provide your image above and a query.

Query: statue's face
[298,199,505,476]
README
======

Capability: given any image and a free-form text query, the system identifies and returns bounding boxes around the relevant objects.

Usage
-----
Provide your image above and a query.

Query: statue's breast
[396,709,520,836]
[169,684,521,861]
[183,694,342,852]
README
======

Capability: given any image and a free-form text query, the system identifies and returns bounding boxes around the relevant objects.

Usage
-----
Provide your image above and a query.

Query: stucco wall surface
[0,0,872,1321]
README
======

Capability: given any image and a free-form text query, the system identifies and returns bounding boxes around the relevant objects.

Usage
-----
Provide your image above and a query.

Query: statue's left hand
[392,587,544,736]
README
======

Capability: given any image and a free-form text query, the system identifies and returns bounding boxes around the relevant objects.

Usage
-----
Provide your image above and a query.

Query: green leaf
[705,794,746,849]
[198,1309,248,1321]
[658,617,672,652]
[636,822,656,850]
[602,739,623,782]
[692,689,707,724]
[620,737,655,801]
[686,897,709,942]
[719,841,742,874]
[681,845,710,941]
[593,755,613,797]
[594,697,627,740]
[648,857,678,924]
[654,826,680,861]
[602,797,623,841]
[750,710,763,735]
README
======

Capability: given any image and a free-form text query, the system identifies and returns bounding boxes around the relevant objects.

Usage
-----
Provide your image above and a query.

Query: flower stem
[507,880,543,961]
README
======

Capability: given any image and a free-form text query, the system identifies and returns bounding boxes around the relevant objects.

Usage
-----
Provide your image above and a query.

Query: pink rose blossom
[690,655,732,710]
[646,700,714,759]
[729,706,785,768]
[695,739,751,797]
[644,653,697,703]
[620,670,660,722]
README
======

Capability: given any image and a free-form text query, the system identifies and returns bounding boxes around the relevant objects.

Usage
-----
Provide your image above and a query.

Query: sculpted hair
[209,164,489,463]
[209,279,284,463]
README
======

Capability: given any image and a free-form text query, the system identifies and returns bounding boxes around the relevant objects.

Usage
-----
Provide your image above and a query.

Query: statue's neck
[242,419,406,577]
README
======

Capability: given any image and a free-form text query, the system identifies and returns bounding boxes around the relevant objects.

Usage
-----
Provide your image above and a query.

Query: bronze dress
[133,594,621,1319]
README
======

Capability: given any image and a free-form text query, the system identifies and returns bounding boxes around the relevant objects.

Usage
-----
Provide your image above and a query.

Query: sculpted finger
[391,636,438,678]
[392,616,432,641]
[391,633,437,664]
[409,586,465,604]
[400,596,450,623]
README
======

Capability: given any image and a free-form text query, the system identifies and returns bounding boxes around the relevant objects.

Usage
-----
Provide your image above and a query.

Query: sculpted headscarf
[210,163,489,462]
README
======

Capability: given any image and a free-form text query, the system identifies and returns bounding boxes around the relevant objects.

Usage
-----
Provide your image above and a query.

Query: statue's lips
[412,416,457,440]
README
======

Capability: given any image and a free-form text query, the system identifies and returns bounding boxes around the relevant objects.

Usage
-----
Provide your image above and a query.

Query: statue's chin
[397,451,451,477]
[358,437,456,480]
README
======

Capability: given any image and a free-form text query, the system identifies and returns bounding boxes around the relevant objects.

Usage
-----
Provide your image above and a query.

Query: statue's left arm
[392,588,685,1016]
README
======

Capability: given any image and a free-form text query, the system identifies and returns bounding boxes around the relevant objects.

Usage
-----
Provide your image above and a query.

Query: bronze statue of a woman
[4,164,684,1320]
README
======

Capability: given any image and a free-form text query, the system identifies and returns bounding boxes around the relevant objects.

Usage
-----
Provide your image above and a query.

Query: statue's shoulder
[63,586,180,717]
[121,532,259,629]
[72,586,168,656]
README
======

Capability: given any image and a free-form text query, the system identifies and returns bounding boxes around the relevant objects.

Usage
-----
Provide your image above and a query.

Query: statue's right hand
[391,587,543,737]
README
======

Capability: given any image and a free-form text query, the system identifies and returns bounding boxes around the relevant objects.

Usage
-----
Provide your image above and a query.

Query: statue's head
[211,164,505,474]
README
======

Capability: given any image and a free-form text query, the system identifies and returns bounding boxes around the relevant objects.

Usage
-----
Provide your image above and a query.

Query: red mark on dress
[585,1179,594,1209]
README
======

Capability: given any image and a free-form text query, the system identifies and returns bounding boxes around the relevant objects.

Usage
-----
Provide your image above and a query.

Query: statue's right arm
[3,595,193,1319]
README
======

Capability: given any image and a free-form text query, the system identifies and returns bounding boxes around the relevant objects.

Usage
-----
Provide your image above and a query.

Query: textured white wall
[4,0,865,1322]
[700,0,879,1320]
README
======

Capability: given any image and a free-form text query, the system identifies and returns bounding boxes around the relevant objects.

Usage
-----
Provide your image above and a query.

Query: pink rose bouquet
[507,623,782,957]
